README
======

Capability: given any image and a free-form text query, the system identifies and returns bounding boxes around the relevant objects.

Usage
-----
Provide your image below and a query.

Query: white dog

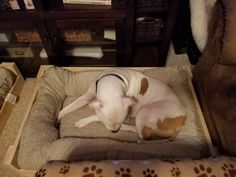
[58,68,186,141]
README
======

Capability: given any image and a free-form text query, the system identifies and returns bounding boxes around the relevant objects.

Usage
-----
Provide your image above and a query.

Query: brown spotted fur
[139,78,149,95]
[142,116,186,140]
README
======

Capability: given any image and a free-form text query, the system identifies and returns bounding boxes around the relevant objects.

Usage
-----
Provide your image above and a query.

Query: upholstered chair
[193,0,236,156]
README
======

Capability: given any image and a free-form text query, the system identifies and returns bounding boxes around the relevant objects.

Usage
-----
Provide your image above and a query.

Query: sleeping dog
[58,68,186,141]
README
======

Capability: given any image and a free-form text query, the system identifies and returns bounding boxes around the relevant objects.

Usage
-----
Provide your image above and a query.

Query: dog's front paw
[75,119,89,128]
[137,138,143,144]
[57,111,64,121]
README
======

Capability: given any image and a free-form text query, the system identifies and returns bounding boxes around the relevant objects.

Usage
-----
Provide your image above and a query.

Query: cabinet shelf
[136,1,169,15]
[70,49,116,66]
[65,42,116,48]
[0,42,42,47]
[136,38,162,44]
[63,4,112,10]
[45,0,125,11]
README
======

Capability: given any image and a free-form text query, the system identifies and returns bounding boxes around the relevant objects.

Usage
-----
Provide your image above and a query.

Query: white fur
[58,68,186,140]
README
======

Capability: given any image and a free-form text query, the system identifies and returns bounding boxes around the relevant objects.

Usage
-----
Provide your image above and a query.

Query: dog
[58,68,186,141]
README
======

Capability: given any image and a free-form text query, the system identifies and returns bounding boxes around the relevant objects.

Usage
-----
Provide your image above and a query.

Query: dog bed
[0,62,25,134]
[0,66,17,108]
[17,66,216,170]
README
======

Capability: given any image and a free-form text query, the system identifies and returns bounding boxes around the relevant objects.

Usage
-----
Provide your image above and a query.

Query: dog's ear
[122,97,136,106]
[89,99,102,109]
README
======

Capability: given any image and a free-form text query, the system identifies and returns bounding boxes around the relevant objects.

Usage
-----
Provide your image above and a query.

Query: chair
[193,0,236,156]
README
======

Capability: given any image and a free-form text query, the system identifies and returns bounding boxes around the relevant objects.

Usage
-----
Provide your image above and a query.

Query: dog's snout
[111,126,120,133]
[111,130,119,133]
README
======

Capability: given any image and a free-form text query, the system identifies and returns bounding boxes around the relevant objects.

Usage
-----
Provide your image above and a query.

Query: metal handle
[53,36,58,44]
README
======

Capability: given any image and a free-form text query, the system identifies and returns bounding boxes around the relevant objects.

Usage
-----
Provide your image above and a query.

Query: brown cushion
[221,0,236,65]
[193,0,236,156]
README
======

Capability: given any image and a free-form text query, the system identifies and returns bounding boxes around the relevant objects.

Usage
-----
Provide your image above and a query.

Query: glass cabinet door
[48,19,124,66]
[0,21,51,77]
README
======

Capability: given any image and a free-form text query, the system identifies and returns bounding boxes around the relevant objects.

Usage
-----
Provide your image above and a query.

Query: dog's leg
[120,124,137,133]
[75,114,99,128]
[58,83,96,121]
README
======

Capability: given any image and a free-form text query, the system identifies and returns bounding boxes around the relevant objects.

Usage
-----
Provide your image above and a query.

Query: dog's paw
[75,119,89,128]
[137,138,143,144]
[57,112,64,122]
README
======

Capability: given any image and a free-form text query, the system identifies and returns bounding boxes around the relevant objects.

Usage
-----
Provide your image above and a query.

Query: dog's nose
[111,129,119,133]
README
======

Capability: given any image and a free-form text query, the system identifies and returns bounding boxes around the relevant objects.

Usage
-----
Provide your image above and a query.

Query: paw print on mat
[115,167,132,177]
[59,165,70,174]
[143,168,158,177]
[193,164,216,177]
[171,167,181,177]
[82,165,103,177]
[35,168,46,177]
[221,163,236,177]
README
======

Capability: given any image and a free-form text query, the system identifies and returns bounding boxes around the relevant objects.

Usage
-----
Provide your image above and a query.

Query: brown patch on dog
[141,116,186,140]
[139,78,149,95]
[142,126,153,138]
[142,126,173,139]
[157,116,186,132]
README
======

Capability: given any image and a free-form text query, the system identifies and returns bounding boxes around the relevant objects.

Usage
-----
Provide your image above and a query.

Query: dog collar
[95,74,126,93]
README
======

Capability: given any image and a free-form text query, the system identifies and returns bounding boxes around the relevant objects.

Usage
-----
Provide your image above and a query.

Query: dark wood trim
[17,0,26,10]
[55,19,117,28]
[116,18,126,66]
[124,0,135,66]
[45,20,66,66]
[35,20,56,63]
[32,0,44,11]
[159,0,182,66]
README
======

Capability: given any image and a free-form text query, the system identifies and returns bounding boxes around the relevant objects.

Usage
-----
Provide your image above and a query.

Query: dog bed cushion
[18,66,211,170]
[0,66,17,108]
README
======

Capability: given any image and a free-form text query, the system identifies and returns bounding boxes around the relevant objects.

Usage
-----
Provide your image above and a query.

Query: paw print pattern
[171,167,181,177]
[143,168,158,177]
[59,165,70,174]
[221,163,236,177]
[115,167,132,177]
[35,168,46,177]
[82,165,103,177]
[193,164,216,177]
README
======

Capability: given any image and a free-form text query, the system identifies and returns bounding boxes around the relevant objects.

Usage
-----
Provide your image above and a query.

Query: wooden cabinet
[0,19,55,77]
[0,0,181,77]
[133,0,181,66]
[46,18,126,66]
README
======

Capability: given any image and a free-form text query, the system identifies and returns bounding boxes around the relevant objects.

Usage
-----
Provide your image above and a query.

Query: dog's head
[89,96,136,132]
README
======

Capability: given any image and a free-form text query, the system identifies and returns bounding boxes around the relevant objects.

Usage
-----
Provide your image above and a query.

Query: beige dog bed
[0,63,25,134]
[16,66,216,171]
